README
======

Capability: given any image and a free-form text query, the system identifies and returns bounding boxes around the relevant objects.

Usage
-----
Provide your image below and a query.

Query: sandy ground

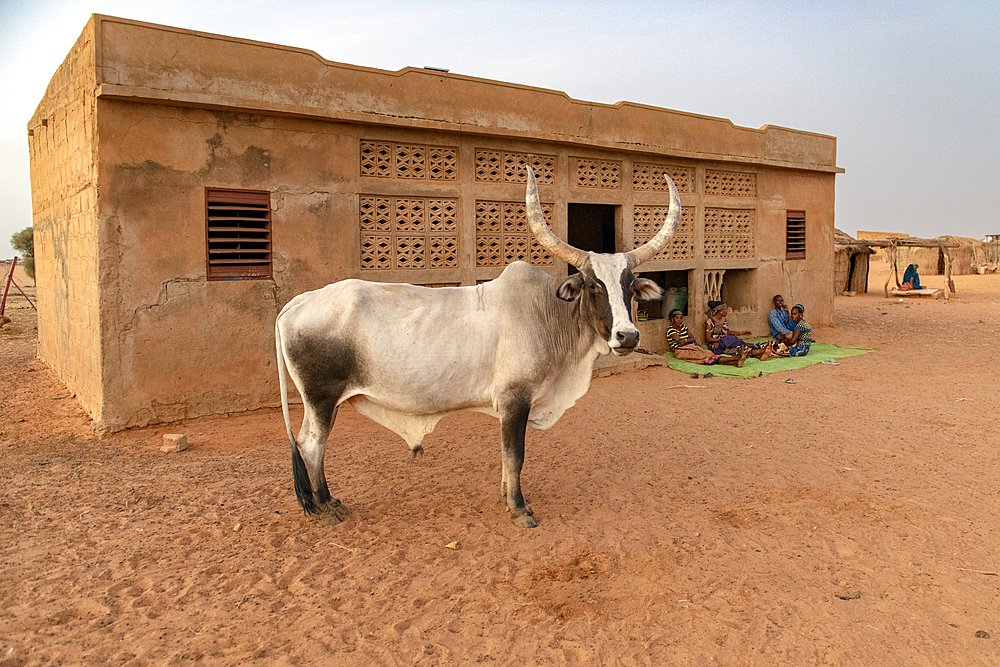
[2,262,1000,666]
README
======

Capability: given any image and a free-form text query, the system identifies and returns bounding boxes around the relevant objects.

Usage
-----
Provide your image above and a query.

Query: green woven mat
[664,341,875,379]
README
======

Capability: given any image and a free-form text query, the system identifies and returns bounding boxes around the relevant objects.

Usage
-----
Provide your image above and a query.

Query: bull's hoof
[510,507,537,529]
[317,499,347,526]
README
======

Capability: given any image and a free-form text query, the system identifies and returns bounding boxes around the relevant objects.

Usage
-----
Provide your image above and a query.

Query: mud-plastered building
[29,15,842,431]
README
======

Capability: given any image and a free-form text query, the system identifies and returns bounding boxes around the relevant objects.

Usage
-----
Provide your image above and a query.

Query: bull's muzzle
[611,328,640,355]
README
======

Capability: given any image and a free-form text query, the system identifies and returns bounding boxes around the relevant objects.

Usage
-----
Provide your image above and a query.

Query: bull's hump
[482,262,555,302]
[496,261,547,282]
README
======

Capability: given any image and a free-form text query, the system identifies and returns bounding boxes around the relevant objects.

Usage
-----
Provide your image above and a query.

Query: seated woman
[901,263,922,290]
[666,309,746,367]
[704,301,773,360]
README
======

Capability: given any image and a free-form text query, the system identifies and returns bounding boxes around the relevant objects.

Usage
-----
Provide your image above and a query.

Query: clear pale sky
[2,0,998,260]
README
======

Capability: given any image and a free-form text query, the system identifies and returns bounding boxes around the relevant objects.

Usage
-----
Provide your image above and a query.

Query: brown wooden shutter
[786,210,806,260]
[206,188,272,280]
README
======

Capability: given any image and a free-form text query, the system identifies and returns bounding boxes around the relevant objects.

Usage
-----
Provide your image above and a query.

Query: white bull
[276,167,680,528]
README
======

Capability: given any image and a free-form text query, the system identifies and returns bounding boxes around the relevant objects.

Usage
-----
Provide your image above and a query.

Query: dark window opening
[719,268,757,312]
[786,210,806,260]
[718,268,758,334]
[637,270,689,320]
[567,203,616,274]
[206,188,272,280]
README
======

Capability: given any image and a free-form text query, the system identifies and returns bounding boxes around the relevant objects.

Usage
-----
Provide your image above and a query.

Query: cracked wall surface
[93,102,356,430]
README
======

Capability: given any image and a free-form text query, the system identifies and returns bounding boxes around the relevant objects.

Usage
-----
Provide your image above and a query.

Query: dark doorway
[567,204,617,273]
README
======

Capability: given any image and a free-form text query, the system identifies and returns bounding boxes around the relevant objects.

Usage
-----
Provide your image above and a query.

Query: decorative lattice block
[633,163,694,193]
[704,208,755,259]
[360,142,393,178]
[633,206,695,260]
[577,159,621,188]
[704,170,756,197]
[476,150,556,184]
[360,195,459,271]
[361,140,457,180]
[476,200,554,266]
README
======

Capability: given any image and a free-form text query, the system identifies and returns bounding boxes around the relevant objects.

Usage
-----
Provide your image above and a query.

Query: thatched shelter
[857,231,907,263]
[988,235,1000,261]
[863,237,959,298]
[834,229,874,294]
[907,236,986,275]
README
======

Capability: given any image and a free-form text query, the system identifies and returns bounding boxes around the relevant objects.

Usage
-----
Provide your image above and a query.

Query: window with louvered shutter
[206,188,272,280]
[786,210,806,260]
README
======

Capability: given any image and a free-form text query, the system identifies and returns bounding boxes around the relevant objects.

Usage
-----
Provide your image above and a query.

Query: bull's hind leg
[499,395,537,529]
[292,396,346,525]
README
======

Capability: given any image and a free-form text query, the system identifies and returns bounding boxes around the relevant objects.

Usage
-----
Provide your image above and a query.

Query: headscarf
[667,308,683,319]
[792,304,805,314]
[706,300,727,317]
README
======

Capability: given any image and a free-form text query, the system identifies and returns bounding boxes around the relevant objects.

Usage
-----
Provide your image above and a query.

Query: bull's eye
[589,283,602,294]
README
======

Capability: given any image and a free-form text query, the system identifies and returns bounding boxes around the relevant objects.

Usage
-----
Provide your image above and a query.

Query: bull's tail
[276,313,316,514]
[275,314,296,448]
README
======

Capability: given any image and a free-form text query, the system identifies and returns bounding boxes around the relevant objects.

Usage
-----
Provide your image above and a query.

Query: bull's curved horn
[624,174,682,268]
[525,166,588,269]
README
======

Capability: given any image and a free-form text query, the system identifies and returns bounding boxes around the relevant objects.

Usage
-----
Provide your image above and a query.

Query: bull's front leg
[499,397,537,529]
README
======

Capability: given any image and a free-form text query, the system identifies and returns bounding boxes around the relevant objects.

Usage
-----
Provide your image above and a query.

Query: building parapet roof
[36,15,843,173]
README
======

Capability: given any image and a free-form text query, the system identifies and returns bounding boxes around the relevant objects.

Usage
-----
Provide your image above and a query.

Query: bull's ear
[634,278,665,302]
[557,273,586,301]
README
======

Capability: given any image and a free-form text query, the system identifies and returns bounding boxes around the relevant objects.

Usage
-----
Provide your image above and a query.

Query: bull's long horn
[624,174,682,268]
[525,166,588,269]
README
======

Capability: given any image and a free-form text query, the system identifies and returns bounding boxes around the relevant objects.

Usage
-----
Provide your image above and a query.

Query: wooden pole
[893,244,901,287]
[883,241,896,297]
[942,243,953,299]
[0,257,17,318]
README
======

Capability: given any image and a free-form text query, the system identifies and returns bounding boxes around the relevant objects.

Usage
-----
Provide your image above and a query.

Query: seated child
[787,304,812,356]
[773,304,813,357]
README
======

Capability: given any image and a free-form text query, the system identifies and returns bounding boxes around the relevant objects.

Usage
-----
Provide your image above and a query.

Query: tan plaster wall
[92,106,837,425]
[94,102,370,429]
[27,17,103,421]
[753,168,836,327]
[30,15,841,429]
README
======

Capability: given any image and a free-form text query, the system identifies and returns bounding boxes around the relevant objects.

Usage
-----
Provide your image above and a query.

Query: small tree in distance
[10,227,34,281]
